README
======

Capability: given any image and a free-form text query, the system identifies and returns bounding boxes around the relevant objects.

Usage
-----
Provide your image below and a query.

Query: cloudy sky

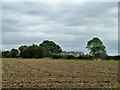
[2,2,118,55]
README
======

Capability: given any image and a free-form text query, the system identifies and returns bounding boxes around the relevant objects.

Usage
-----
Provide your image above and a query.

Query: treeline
[51,51,120,60]
[1,40,62,58]
[0,37,120,60]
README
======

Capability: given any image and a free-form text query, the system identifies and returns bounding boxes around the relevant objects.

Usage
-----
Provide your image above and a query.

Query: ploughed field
[2,58,119,88]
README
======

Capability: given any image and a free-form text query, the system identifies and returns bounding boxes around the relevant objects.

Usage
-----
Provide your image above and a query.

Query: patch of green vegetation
[116,83,120,89]
[41,67,46,71]
[41,58,119,62]
[43,73,48,76]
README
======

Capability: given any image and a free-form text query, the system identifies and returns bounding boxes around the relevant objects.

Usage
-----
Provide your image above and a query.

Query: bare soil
[2,58,119,88]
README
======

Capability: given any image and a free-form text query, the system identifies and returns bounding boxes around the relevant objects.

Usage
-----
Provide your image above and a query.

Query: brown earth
[2,58,119,88]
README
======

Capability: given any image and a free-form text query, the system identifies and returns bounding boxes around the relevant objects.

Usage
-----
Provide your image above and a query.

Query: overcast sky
[2,2,118,55]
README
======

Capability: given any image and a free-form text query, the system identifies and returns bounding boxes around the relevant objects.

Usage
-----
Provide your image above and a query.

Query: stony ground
[2,58,119,88]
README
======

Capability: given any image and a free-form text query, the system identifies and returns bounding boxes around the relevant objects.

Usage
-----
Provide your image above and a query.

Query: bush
[83,55,89,59]
[88,55,93,60]
[102,56,111,60]
[113,56,120,60]
[51,54,63,59]
[66,55,75,59]
[81,54,93,60]
[78,55,84,59]
[103,55,120,60]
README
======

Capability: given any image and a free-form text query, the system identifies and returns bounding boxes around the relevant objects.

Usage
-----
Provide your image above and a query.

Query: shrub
[113,56,120,60]
[78,55,84,59]
[66,55,75,59]
[51,54,62,59]
[83,55,89,59]
[102,56,111,60]
[88,55,93,60]
[103,55,120,60]
[82,54,93,60]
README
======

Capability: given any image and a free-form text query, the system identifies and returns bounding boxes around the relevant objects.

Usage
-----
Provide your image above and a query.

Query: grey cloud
[2,2,118,55]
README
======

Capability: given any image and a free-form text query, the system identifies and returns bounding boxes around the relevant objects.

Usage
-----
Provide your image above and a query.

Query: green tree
[86,37,107,58]
[2,51,10,58]
[22,46,33,58]
[19,45,27,57]
[18,44,46,58]
[34,46,47,58]
[39,40,62,56]
[10,49,19,58]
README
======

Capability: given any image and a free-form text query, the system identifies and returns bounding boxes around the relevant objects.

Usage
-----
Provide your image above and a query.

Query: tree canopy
[86,37,107,58]
[39,40,62,56]
[2,51,10,58]
[10,49,19,58]
[1,39,113,60]
[18,44,46,58]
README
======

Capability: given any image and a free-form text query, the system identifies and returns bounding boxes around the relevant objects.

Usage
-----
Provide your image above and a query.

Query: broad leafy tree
[19,45,27,57]
[39,40,62,56]
[86,37,107,58]
[18,44,46,58]
[10,49,19,57]
[2,51,10,58]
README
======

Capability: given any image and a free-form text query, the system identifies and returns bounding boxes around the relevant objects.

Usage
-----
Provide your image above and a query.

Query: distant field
[2,58,120,88]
